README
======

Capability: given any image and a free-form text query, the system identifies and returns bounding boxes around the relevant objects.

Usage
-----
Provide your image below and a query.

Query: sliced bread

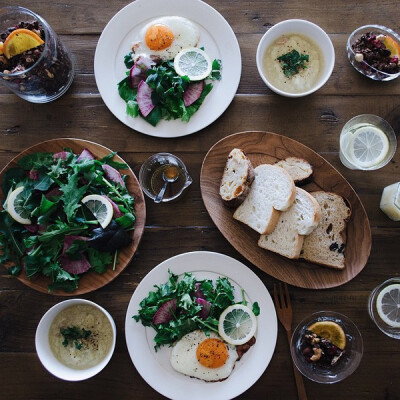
[233,164,296,234]
[258,187,321,259]
[300,191,352,269]
[219,148,255,207]
[275,157,313,184]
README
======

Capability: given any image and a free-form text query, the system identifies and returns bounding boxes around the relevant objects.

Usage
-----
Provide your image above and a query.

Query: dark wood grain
[201,131,372,289]
[0,0,399,399]
[0,139,146,295]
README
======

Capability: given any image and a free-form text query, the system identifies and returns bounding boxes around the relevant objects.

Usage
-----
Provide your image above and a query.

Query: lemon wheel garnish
[218,304,257,345]
[7,186,32,225]
[3,28,44,59]
[174,47,212,81]
[308,320,346,350]
[81,194,113,229]
[376,284,400,328]
[349,126,390,168]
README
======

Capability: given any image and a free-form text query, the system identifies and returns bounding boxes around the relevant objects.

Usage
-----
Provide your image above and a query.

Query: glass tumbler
[0,6,75,103]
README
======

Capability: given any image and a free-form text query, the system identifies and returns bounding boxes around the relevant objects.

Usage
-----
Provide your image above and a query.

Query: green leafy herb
[277,49,309,77]
[60,326,92,350]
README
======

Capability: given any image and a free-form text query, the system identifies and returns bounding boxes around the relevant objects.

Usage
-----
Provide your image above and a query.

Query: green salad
[0,148,135,292]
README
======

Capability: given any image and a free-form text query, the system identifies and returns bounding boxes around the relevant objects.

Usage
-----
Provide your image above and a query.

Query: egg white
[131,16,200,62]
[170,330,238,382]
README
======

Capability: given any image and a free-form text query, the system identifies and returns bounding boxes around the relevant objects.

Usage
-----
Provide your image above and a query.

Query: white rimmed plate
[94,0,241,138]
[125,251,277,400]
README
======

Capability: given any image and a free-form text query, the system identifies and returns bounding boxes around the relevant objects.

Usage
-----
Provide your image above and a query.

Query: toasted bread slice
[220,148,255,207]
[275,157,313,184]
[300,191,351,269]
[258,187,321,259]
[233,164,296,234]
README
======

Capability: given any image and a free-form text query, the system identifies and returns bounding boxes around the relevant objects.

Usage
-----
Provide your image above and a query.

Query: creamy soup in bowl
[35,299,116,381]
[256,19,335,97]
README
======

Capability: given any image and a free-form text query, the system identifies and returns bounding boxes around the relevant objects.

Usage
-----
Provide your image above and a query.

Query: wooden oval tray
[200,131,371,289]
[0,138,146,295]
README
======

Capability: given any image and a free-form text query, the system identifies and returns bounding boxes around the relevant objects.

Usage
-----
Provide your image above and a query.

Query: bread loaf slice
[233,164,296,234]
[258,187,321,259]
[300,191,351,269]
[275,157,313,184]
[219,148,255,207]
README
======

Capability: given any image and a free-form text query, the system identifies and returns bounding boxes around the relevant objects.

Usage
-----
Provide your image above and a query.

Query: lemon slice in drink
[218,304,257,345]
[174,47,212,81]
[3,28,44,59]
[7,186,32,225]
[376,284,400,328]
[349,126,390,168]
[308,320,346,349]
[81,194,113,229]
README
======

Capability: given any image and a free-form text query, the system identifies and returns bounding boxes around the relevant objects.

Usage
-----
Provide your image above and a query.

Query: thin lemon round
[376,284,400,328]
[3,28,44,59]
[174,47,212,81]
[81,194,113,229]
[218,304,257,345]
[349,126,390,168]
[308,320,346,349]
[7,186,31,225]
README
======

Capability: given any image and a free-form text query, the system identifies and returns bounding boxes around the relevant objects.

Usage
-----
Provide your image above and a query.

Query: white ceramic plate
[94,0,241,138]
[125,251,277,400]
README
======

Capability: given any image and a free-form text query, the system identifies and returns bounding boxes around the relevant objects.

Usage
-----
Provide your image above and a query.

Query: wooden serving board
[200,131,372,289]
[0,138,146,296]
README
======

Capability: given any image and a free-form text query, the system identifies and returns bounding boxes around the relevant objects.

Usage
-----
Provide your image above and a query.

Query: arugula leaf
[87,248,112,274]
[116,212,135,228]
[0,211,25,259]
[30,173,53,191]
[124,52,134,69]
[252,302,260,316]
[18,152,53,170]
[59,171,88,222]
[209,59,222,80]
[1,168,26,194]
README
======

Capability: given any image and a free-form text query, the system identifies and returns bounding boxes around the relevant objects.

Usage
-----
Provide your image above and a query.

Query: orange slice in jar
[3,28,44,59]
[0,42,3,55]
[383,36,400,58]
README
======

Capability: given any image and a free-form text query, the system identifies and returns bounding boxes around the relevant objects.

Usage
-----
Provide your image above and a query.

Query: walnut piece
[310,347,322,362]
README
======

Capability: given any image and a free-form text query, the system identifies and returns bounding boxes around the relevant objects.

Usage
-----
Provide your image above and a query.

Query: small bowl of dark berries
[347,25,400,81]
[290,311,363,383]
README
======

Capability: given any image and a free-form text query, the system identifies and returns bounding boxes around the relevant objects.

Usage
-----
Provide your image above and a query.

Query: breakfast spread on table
[1,1,399,398]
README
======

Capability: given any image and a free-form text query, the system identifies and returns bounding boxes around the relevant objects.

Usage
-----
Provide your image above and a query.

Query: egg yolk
[145,24,174,51]
[196,338,229,368]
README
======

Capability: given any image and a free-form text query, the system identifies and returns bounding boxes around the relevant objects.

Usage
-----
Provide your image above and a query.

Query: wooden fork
[274,283,307,400]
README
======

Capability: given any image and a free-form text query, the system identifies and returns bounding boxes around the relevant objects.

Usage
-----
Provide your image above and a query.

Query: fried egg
[131,16,200,62]
[170,330,238,382]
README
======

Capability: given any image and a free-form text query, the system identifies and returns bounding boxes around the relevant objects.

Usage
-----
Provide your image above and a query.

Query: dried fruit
[3,28,44,59]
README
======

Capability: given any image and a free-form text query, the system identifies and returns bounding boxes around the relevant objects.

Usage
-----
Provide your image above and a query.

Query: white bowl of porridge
[35,299,116,381]
[256,19,335,97]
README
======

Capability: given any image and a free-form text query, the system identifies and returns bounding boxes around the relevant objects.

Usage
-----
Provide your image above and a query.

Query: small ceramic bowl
[291,311,363,384]
[35,299,116,381]
[139,152,192,203]
[347,25,400,81]
[256,19,335,97]
[368,277,400,339]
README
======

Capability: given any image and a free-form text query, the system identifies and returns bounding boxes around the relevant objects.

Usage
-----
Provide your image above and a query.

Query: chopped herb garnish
[60,326,92,350]
[277,49,309,77]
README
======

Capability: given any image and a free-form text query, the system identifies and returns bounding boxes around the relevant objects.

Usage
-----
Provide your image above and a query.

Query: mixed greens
[0,148,135,292]
[277,49,309,77]
[118,52,222,127]
[133,270,259,350]
[60,326,92,350]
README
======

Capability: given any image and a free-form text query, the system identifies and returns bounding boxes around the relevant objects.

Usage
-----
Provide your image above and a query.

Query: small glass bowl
[139,153,192,203]
[368,277,400,339]
[291,311,363,384]
[347,25,400,81]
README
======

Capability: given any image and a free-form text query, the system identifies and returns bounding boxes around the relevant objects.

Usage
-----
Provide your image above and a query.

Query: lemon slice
[174,47,212,81]
[376,284,400,328]
[81,194,113,229]
[7,186,32,225]
[3,28,44,59]
[349,126,390,168]
[308,320,346,349]
[218,304,257,345]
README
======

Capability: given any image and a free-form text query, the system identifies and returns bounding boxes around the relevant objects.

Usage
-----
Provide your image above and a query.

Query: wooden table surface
[1,1,399,399]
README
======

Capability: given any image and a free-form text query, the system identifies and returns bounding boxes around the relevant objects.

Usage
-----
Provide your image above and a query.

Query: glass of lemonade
[339,114,397,170]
